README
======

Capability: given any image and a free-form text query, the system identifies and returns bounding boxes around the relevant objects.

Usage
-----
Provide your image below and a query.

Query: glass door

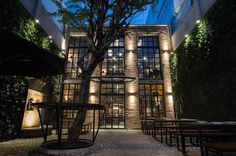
[100,83,125,129]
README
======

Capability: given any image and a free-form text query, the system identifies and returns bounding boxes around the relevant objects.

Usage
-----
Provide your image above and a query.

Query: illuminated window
[137,37,162,79]
[139,84,165,118]
[101,38,125,76]
[66,37,88,78]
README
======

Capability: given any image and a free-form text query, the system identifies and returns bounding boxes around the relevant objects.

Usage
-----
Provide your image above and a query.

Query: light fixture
[196,20,200,24]
[90,92,95,96]
[35,19,39,23]
[49,36,52,39]
[185,34,189,38]
[108,53,112,56]
[143,57,147,60]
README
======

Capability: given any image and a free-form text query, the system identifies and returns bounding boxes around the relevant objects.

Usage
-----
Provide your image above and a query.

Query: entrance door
[100,83,125,129]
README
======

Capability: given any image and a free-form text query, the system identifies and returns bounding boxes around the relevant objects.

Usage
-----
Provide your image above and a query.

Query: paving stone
[0,130,183,156]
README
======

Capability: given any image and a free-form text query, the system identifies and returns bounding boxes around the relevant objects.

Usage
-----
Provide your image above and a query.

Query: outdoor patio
[0,129,186,156]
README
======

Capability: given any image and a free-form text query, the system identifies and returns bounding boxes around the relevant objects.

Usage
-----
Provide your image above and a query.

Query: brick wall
[125,31,140,129]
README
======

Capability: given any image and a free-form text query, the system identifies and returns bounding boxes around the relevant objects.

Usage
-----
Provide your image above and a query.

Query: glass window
[139,84,165,118]
[66,37,88,78]
[137,37,162,79]
[101,38,125,76]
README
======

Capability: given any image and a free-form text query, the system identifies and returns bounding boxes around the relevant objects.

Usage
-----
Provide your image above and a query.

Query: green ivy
[0,76,28,140]
[171,0,236,121]
[0,0,63,140]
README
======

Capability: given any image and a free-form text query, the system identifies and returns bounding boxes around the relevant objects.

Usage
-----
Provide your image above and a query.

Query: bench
[204,142,236,156]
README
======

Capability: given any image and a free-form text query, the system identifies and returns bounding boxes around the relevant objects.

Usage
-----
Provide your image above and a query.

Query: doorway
[100,83,125,129]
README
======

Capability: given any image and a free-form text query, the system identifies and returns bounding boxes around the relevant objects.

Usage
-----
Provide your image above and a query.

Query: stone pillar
[125,31,140,129]
[159,28,174,118]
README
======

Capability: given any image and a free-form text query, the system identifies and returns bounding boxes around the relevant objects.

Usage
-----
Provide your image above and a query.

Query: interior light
[108,53,112,56]
[143,57,147,60]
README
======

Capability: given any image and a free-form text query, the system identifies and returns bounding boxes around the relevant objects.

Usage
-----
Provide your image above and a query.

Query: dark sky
[42,0,150,25]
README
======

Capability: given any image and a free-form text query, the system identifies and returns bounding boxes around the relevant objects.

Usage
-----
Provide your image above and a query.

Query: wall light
[90,92,96,96]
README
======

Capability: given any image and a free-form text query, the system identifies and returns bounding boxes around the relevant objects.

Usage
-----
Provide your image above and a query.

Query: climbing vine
[0,0,63,139]
[170,0,236,121]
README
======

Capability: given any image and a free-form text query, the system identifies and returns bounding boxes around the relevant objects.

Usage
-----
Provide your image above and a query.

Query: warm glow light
[90,95,96,103]
[22,111,39,128]
[128,87,135,94]
[163,52,169,60]
[128,44,134,51]
[90,84,96,93]
[129,95,136,110]
[35,19,39,23]
[168,95,173,104]
[61,39,66,50]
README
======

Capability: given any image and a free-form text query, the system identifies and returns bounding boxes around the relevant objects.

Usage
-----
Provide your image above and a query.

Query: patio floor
[0,129,185,156]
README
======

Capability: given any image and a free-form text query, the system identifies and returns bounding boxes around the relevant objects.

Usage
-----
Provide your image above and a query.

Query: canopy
[0,32,65,77]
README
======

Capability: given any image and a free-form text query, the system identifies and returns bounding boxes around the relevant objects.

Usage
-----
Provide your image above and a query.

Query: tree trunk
[67,72,91,143]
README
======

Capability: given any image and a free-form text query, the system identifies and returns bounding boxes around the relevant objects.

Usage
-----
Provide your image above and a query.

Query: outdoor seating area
[141,117,236,156]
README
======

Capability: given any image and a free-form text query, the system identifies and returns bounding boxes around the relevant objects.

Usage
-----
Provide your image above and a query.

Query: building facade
[146,0,216,50]
[63,25,174,129]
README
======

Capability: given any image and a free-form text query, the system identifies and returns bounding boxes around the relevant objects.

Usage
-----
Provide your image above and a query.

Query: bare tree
[53,0,152,143]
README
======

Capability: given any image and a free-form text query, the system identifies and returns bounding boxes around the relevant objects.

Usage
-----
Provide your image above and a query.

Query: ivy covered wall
[171,0,236,121]
[0,76,28,140]
[0,0,62,140]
